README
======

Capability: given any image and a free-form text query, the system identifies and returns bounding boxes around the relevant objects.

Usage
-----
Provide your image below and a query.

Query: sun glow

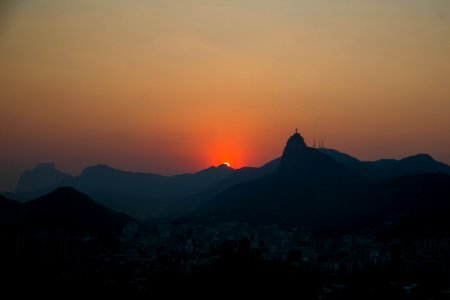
[224,162,230,167]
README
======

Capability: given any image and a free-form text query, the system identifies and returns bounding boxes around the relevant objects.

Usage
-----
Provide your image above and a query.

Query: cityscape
[1,1,450,298]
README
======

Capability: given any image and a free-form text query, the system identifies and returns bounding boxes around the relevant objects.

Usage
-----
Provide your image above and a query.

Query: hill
[1,187,135,235]
[197,132,450,237]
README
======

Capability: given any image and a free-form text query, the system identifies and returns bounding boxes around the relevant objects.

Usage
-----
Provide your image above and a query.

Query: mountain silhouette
[316,172,450,239]
[188,148,450,211]
[197,131,361,225]
[197,132,450,230]
[365,153,450,180]
[172,158,280,213]
[316,149,450,181]
[318,148,361,165]
[278,132,357,182]
[0,195,24,225]
[0,195,19,208]
[15,163,72,195]
[8,134,450,220]
[177,136,359,214]
[27,187,134,234]
[10,163,234,219]
[62,164,234,219]
[3,187,134,235]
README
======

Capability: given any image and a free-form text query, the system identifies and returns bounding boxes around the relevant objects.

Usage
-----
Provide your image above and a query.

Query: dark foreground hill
[0,187,134,235]
[26,187,134,234]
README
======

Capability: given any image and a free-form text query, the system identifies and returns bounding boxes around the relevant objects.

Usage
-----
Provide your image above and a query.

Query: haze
[1,0,450,191]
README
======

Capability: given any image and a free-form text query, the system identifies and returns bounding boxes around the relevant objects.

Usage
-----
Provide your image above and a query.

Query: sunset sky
[1,0,450,191]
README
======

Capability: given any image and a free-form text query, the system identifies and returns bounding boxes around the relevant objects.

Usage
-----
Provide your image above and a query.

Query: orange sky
[1,0,450,191]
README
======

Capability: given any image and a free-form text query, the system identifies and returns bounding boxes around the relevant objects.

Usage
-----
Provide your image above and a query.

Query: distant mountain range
[14,163,72,196]
[9,163,234,219]
[4,131,450,222]
[319,149,450,181]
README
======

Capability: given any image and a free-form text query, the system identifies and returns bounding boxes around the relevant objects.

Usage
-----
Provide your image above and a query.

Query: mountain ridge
[196,132,450,234]
[7,133,450,220]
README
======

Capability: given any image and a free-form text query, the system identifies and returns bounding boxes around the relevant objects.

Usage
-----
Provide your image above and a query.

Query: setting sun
[0,1,449,293]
